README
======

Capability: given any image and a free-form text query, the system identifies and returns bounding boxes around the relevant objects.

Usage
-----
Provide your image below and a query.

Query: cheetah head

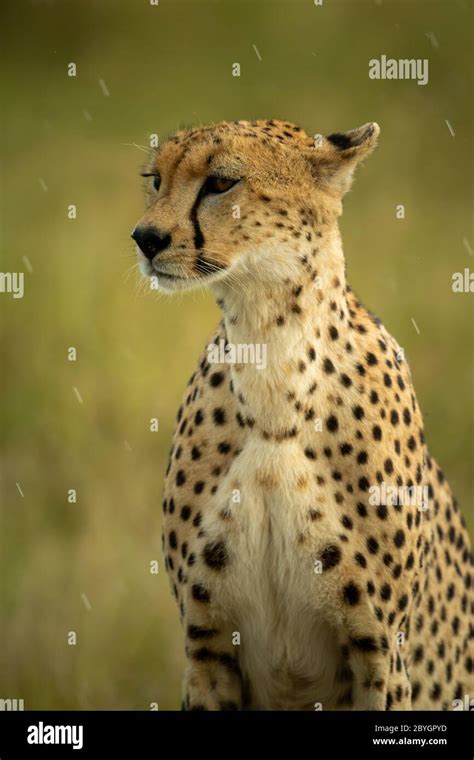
[132,119,379,293]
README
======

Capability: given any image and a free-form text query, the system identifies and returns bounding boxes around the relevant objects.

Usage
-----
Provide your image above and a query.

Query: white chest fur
[202,437,346,710]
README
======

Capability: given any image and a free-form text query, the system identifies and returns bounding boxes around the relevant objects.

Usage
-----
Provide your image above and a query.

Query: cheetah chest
[201,437,346,710]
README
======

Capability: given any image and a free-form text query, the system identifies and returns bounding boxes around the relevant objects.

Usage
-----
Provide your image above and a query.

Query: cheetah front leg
[182,587,246,711]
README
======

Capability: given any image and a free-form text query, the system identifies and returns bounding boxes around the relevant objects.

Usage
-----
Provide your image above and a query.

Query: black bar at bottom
[0,710,472,758]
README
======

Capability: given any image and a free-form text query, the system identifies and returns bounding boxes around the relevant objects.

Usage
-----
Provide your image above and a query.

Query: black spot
[398,594,408,611]
[192,584,210,602]
[366,352,378,365]
[367,537,379,554]
[176,470,186,486]
[321,545,342,570]
[394,530,405,548]
[413,645,424,663]
[343,582,360,605]
[209,372,224,387]
[203,541,228,570]
[180,506,192,521]
[350,636,377,652]
[380,584,392,601]
[376,504,388,520]
[188,625,217,639]
[372,425,382,441]
[326,415,339,432]
[323,358,335,374]
[213,408,226,425]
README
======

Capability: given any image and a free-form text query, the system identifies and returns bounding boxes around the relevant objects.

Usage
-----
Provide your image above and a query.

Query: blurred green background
[0,0,472,710]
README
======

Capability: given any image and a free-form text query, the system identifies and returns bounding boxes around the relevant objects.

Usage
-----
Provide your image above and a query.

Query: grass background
[0,0,472,709]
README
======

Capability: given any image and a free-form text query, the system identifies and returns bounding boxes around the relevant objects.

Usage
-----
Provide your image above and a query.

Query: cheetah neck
[212,225,354,438]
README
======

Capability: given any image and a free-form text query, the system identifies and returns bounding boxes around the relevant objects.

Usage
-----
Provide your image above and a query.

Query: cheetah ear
[309,122,380,196]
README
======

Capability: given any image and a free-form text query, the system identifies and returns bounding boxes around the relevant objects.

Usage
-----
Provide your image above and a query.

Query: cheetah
[132,119,474,711]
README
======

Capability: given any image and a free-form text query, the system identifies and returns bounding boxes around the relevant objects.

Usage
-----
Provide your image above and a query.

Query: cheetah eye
[204,176,239,194]
[140,172,161,192]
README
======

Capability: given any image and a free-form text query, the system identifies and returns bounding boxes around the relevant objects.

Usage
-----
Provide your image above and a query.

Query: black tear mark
[190,182,207,250]
[190,179,228,275]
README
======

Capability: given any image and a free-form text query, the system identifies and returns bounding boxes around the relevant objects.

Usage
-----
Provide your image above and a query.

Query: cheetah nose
[131,226,172,260]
